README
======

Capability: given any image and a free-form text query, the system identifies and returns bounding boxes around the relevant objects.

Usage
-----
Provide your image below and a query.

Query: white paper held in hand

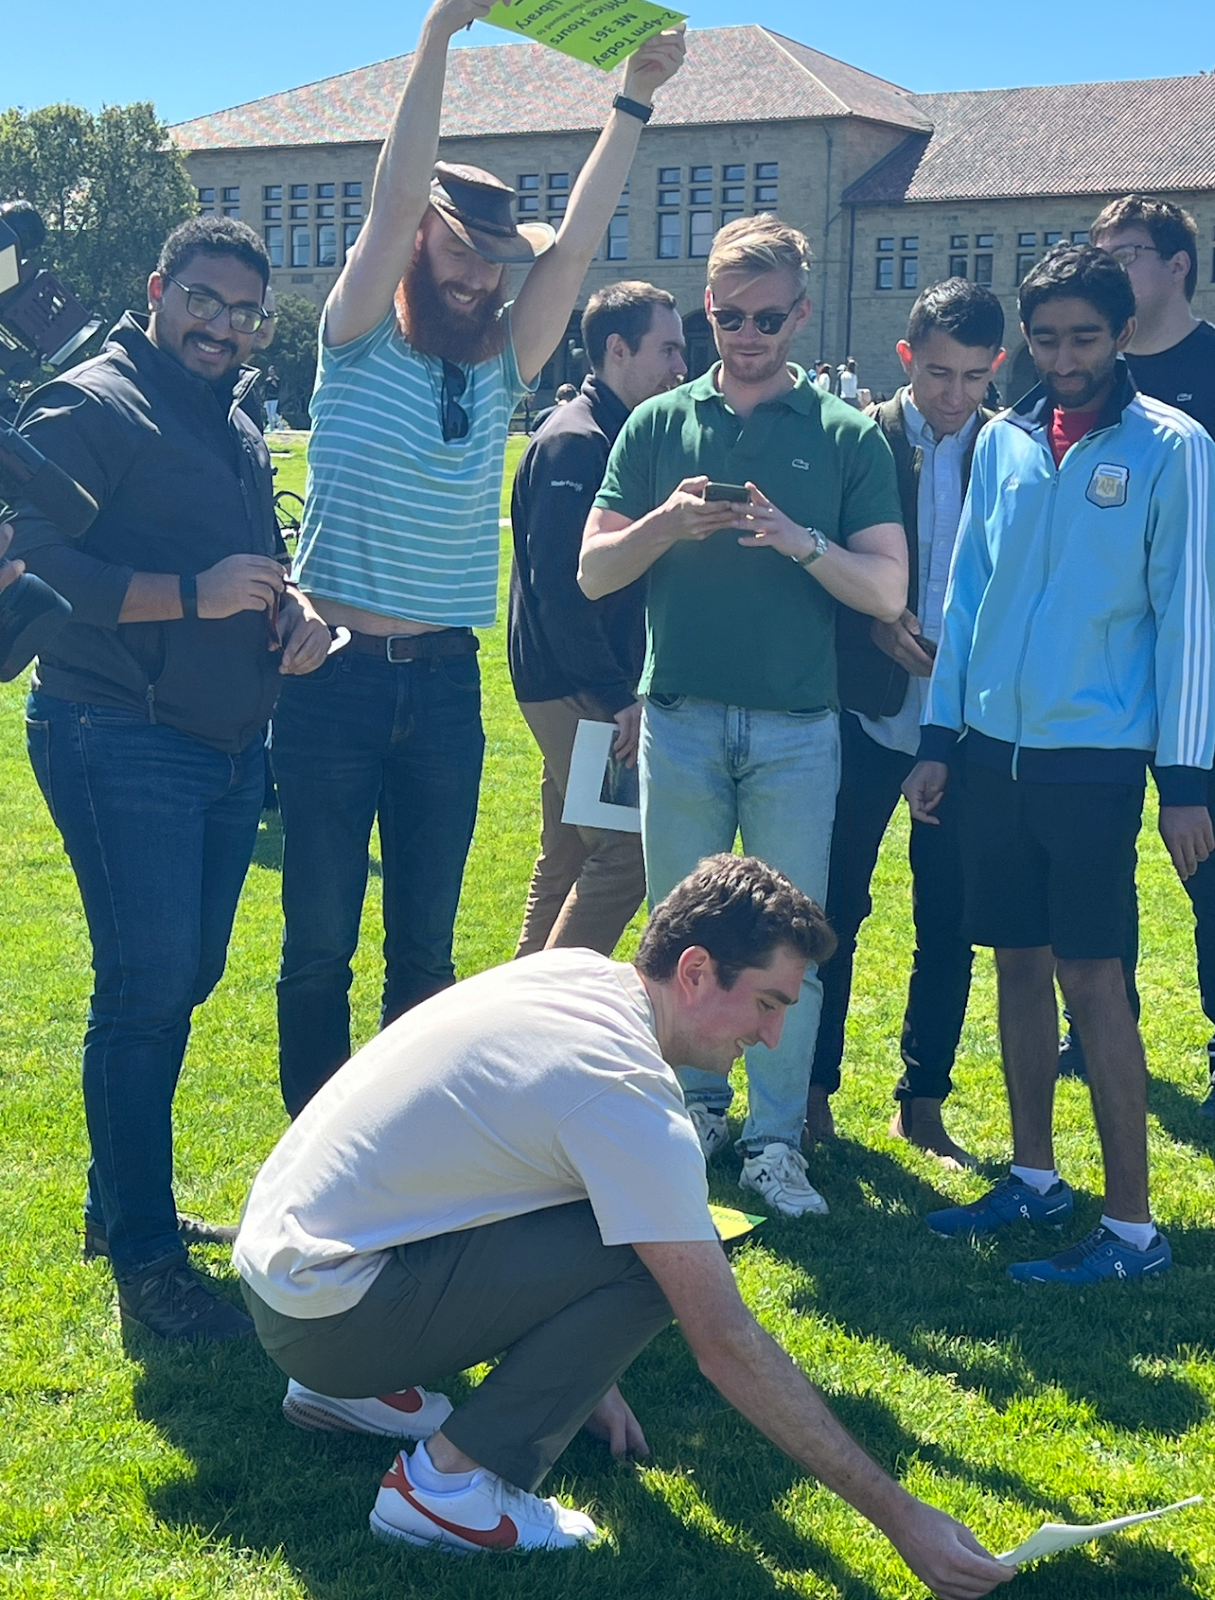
[997,1495,1202,1566]
[561,719,641,833]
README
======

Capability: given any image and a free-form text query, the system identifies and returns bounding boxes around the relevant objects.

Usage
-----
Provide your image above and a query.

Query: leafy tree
[250,293,320,428]
[0,102,195,341]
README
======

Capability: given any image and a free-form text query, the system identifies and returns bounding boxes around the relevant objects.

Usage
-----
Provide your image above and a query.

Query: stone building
[172,27,1215,402]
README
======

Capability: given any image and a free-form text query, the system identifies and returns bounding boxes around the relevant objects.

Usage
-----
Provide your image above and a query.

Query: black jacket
[836,390,994,719]
[508,375,645,714]
[11,314,286,752]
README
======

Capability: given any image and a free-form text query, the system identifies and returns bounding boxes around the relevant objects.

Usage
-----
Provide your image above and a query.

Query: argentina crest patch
[1086,462,1129,508]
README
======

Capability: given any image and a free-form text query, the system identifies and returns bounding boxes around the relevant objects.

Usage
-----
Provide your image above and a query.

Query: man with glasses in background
[9,215,331,1340]
[580,216,906,1217]
[272,0,686,1119]
[1085,196,1215,1115]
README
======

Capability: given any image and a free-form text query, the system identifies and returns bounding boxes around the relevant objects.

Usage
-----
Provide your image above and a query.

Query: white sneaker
[370,1445,599,1552]
[283,1378,454,1439]
[687,1102,730,1159]
[739,1143,829,1217]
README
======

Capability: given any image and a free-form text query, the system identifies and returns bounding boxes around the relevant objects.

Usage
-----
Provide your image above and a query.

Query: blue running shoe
[925,1174,1073,1238]
[1007,1224,1172,1284]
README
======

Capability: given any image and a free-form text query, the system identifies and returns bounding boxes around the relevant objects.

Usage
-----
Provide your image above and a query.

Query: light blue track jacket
[920,363,1215,805]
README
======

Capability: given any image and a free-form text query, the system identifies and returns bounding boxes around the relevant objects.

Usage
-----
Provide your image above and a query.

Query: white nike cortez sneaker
[370,1446,599,1553]
[687,1102,730,1160]
[739,1142,830,1217]
[282,1379,453,1438]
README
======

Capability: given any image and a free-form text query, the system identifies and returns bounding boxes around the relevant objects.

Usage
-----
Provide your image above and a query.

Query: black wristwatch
[612,93,653,124]
[180,572,198,619]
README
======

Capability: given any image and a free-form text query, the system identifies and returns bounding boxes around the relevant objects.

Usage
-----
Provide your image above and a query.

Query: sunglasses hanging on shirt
[439,358,469,442]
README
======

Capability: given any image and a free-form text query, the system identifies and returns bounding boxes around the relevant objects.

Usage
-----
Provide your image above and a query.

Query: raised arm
[633,1240,1014,1600]
[324,0,494,349]
[510,29,686,384]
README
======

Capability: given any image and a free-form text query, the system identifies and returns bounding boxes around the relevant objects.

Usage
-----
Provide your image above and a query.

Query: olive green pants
[243,1200,673,1491]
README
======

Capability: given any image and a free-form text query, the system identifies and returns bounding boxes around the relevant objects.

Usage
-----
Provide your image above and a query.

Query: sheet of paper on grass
[484,0,686,71]
[708,1204,764,1243]
[997,1496,1202,1566]
[562,718,641,833]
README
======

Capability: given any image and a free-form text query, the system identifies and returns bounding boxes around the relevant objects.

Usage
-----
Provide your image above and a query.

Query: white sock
[1100,1214,1157,1252]
[409,1438,476,1491]
[1009,1163,1060,1195]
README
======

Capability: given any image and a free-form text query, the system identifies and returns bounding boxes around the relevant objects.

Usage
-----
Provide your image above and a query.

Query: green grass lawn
[1,434,1214,1597]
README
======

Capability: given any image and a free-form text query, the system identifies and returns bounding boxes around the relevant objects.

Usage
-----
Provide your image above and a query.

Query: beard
[1039,353,1118,411]
[395,240,508,367]
[717,339,794,387]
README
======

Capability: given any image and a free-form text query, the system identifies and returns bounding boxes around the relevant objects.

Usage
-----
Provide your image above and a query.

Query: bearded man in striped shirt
[272,0,685,1116]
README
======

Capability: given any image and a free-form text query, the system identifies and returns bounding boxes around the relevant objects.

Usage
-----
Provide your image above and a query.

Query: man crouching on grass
[234,855,1011,1597]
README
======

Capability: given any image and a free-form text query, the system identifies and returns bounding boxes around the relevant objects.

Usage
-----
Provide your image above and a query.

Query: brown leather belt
[346,628,479,664]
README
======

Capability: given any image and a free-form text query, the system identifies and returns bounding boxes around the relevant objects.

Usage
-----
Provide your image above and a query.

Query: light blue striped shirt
[292,307,530,626]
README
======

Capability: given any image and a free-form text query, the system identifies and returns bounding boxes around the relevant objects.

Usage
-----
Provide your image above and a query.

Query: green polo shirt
[594,364,902,711]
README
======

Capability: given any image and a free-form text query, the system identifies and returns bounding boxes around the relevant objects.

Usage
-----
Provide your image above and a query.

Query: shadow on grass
[128,1314,887,1600]
[1147,1071,1215,1159]
[127,1300,1204,1600]
[739,1137,1210,1440]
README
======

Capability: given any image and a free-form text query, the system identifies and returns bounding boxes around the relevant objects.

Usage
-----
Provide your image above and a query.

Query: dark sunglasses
[440,359,470,442]
[708,298,803,336]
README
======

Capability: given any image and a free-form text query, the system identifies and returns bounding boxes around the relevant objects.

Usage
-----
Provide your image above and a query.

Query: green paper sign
[484,0,686,72]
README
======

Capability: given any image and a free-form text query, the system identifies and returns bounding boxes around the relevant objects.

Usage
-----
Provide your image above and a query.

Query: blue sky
[4,0,1214,125]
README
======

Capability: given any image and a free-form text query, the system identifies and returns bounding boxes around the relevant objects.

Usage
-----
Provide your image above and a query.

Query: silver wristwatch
[794,528,829,568]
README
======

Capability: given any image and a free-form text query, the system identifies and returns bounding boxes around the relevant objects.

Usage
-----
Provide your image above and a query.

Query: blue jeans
[25,692,264,1280]
[640,695,840,1152]
[272,647,485,1116]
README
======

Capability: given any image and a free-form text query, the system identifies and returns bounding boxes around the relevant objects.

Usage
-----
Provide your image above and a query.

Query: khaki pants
[515,696,646,958]
[243,1201,673,1491]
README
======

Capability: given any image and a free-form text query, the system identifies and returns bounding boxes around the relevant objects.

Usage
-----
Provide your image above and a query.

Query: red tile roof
[170,25,931,151]
[843,76,1215,204]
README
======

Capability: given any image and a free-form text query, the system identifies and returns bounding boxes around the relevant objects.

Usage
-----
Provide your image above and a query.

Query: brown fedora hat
[428,162,556,264]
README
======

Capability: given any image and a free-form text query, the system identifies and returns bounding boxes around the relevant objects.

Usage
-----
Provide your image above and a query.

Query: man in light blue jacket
[903,244,1215,1286]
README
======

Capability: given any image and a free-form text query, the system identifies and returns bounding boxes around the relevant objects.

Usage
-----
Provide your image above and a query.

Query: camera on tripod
[0,199,103,680]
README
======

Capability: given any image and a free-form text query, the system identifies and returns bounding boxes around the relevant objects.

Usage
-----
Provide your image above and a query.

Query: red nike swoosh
[381,1457,519,1550]
[379,1388,424,1414]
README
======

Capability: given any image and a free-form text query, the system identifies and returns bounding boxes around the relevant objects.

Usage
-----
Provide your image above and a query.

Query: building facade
[173,29,1215,402]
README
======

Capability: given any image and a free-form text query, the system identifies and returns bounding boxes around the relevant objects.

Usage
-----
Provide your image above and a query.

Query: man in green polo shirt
[580,216,906,1217]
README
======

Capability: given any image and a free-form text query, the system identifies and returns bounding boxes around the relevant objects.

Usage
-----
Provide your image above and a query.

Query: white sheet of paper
[997,1496,1202,1566]
[561,719,641,833]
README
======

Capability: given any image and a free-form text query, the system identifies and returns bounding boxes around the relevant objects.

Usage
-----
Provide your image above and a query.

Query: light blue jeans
[640,695,840,1153]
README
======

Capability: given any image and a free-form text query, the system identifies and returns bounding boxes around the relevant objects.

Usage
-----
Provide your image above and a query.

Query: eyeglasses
[1104,244,1161,267]
[166,275,267,333]
[439,359,470,442]
[707,297,803,336]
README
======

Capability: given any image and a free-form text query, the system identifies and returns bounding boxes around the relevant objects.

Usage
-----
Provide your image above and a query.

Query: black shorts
[959,763,1144,958]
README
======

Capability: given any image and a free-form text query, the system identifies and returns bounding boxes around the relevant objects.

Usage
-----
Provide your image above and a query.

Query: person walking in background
[509,281,686,957]
[814,361,833,393]
[9,216,330,1340]
[262,364,281,429]
[838,357,859,405]
[580,215,906,1218]
[810,279,1004,1163]
[1086,194,1215,1116]
[904,245,1215,1284]
[271,0,686,1118]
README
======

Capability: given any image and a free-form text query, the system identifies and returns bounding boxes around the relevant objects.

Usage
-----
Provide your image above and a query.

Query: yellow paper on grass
[484,0,686,72]
[708,1203,765,1243]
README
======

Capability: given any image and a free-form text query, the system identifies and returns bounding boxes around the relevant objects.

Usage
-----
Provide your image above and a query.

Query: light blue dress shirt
[858,390,978,756]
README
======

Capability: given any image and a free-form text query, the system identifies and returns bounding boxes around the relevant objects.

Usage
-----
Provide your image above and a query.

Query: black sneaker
[117,1257,253,1341]
[1057,1029,1088,1080]
[82,1213,239,1262]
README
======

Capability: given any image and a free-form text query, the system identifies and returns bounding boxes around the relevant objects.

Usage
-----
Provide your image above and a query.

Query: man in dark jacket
[808,279,1004,1162]
[11,216,330,1341]
[509,281,685,956]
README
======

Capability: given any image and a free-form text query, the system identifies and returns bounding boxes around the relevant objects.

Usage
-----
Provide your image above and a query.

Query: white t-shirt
[839,368,859,400]
[235,950,717,1318]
